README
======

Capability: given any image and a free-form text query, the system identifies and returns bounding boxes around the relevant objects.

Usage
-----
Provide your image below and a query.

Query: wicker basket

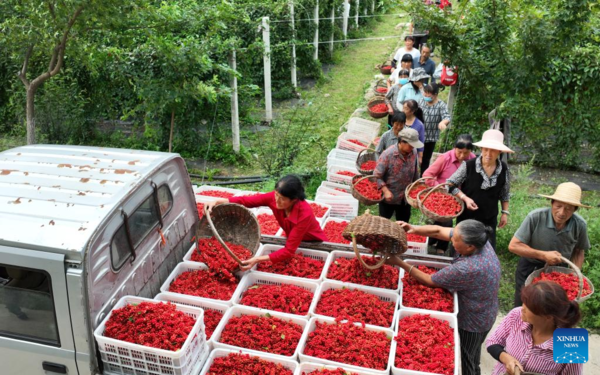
[198,203,261,265]
[379,60,393,75]
[355,148,379,175]
[373,79,389,97]
[524,256,594,303]
[342,210,407,270]
[417,183,464,223]
[351,175,383,206]
[405,177,434,208]
[367,97,388,119]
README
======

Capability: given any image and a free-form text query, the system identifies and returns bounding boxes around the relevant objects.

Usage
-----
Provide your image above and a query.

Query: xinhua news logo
[553,328,588,364]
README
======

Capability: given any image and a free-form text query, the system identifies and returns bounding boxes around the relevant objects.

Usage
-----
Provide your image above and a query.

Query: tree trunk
[26,87,37,144]
[169,110,175,153]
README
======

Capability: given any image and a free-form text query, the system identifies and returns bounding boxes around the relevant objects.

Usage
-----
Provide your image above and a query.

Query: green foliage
[401,0,600,171]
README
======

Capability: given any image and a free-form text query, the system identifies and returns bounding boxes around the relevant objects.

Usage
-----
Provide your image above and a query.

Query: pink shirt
[422,149,476,186]
[487,308,583,375]
[229,192,326,263]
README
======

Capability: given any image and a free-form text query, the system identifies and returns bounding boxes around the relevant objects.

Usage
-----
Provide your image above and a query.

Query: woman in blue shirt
[403,99,426,165]
[396,67,429,108]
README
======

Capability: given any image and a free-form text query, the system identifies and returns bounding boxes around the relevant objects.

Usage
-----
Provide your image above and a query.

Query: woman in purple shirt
[403,99,425,165]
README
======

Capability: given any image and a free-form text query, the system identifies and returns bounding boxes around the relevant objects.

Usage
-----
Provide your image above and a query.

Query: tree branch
[48,1,56,20]
[17,45,34,88]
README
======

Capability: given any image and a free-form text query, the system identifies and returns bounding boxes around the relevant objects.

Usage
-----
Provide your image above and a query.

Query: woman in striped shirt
[486,281,583,375]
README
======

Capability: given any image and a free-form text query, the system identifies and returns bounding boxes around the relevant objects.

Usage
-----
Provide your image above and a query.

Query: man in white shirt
[392,36,420,70]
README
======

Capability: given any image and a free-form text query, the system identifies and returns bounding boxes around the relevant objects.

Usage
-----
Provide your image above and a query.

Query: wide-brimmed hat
[409,68,430,82]
[538,182,591,208]
[472,129,514,153]
[398,127,424,149]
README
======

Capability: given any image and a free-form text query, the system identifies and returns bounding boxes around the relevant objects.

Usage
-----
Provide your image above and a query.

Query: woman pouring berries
[206,175,326,270]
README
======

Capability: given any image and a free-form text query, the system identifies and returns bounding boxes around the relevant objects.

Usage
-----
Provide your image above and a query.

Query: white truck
[0,145,199,374]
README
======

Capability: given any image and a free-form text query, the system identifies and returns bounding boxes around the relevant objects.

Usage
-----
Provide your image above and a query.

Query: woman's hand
[396,221,414,233]
[438,122,447,131]
[499,213,509,228]
[463,196,478,211]
[499,352,524,375]
[383,187,394,202]
[240,256,263,271]
[205,198,228,212]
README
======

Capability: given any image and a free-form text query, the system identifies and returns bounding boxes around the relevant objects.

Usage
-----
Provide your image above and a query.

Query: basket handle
[419,182,451,204]
[541,256,584,301]
[406,177,434,194]
[203,204,244,266]
[356,148,377,160]
[352,236,387,270]
[352,174,375,189]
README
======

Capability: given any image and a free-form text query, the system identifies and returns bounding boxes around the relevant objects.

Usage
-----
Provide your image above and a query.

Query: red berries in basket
[370,103,388,113]
[408,185,427,200]
[354,178,382,201]
[360,160,377,171]
[422,192,462,216]
[375,87,388,94]
[532,271,592,300]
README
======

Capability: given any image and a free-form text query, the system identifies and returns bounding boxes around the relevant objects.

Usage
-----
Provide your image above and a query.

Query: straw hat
[539,182,591,208]
[472,129,514,153]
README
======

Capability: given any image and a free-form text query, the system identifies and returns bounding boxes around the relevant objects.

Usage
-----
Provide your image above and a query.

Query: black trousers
[513,257,545,307]
[421,141,437,173]
[459,328,490,375]
[379,200,412,222]
[430,219,453,252]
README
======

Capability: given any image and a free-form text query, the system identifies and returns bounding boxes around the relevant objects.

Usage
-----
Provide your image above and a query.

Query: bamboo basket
[417,183,464,223]
[198,203,261,266]
[351,175,383,206]
[367,97,388,119]
[373,79,389,97]
[524,256,594,303]
[404,177,434,208]
[355,148,379,175]
[379,60,393,75]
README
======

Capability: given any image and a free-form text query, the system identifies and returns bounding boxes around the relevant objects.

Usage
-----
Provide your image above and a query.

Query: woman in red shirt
[207,175,326,270]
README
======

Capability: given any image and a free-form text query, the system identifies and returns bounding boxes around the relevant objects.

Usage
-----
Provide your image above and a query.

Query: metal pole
[342,0,349,42]
[355,0,359,28]
[229,50,240,153]
[262,17,272,122]
[290,1,297,88]
[313,0,319,61]
[329,7,335,55]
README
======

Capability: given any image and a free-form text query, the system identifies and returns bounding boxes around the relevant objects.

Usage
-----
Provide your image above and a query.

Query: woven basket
[355,148,379,175]
[351,175,383,206]
[417,183,464,223]
[367,97,388,119]
[198,203,261,265]
[379,60,393,75]
[524,256,594,303]
[405,177,434,208]
[373,79,389,97]
[342,210,407,270]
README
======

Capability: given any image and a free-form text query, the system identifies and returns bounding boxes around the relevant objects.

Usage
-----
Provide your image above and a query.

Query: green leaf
[264,312,271,318]
[280,334,285,339]
[249,285,260,289]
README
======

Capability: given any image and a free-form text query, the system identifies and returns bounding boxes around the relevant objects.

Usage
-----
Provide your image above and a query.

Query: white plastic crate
[323,251,403,293]
[327,148,359,170]
[327,165,360,186]
[251,245,331,281]
[154,293,229,349]
[315,195,359,221]
[233,190,266,197]
[406,236,429,255]
[200,348,299,375]
[94,296,208,375]
[298,362,381,375]
[194,185,241,199]
[255,207,284,237]
[337,132,372,152]
[306,200,331,225]
[160,262,245,306]
[317,181,352,196]
[231,272,320,319]
[297,316,396,375]
[212,305,309,360]
[182,240,264,264]
[401,259,459,316]
[310,280,400,330]
[392,310,459,375]
[344,117,382,142]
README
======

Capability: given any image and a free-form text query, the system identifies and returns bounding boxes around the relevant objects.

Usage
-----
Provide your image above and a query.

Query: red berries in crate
[169,269,239,301]
[257,253,325,279]
[422,192,462,216]
[532,271,592,300]
[402,265,454,312]
[197,189,236,198]
[315,288,395,327]
[191,237,252,278]
[207,352,294,375]
[204,309,224,340]
[337,170,358,177]
[303,369,360,375]
[354,178,382,201]
[103,302,195,351]
[360,160,377,171]
[257,213,281,235]
[219,314,303,356]
[240,283,314,315]
[309,202,328,218]
[196,202,205,220]
[327,256,399,290]
[370,103,388,113]
[323,220,350,244]
[394,314,454,375]
[304,320,391,370]
[348,139,367,147]
[406,233,426,243]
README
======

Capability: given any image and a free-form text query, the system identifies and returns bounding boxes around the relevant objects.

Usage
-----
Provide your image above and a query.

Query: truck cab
[0,145,198,374]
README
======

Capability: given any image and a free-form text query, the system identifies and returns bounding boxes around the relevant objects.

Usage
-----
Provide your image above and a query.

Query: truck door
[0,246,78,375]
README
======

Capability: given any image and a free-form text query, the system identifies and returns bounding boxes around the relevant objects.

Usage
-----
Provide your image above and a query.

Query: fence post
[314,0,319,61]
[342,0,349,41]
[290,1,297,88]
[262,17,272,123]
[329,7,335,55]
[229,50,240,153]
[355,0,359,28]
[371,0,375,14]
